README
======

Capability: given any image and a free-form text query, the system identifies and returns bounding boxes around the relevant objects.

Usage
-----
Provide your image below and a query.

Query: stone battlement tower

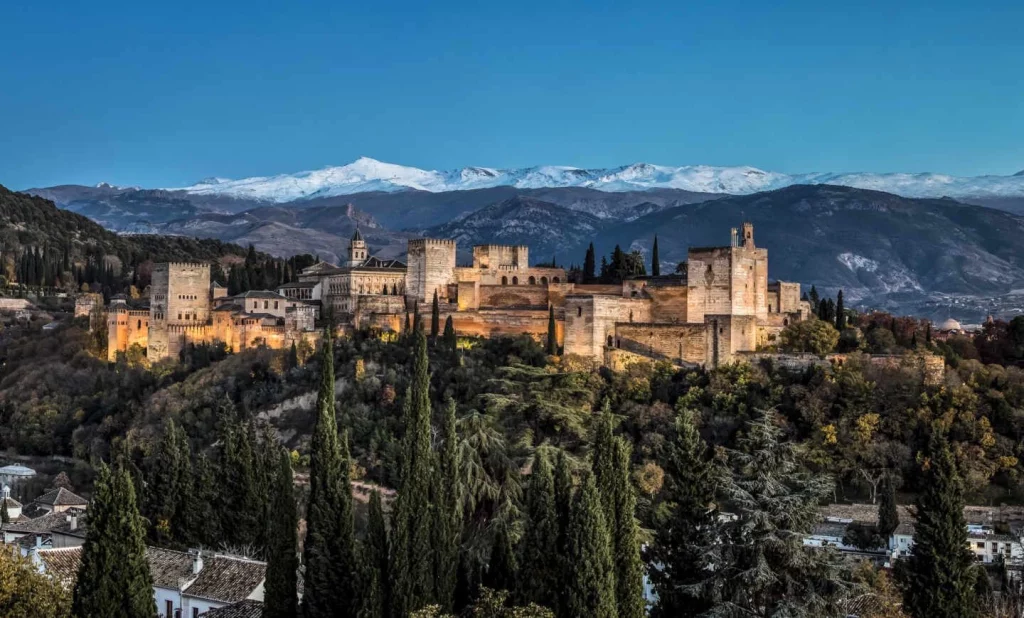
[406,238,457,304]
[148,263,212,360]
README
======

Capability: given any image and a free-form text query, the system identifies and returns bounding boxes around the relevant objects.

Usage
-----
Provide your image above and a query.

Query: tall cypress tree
[835,289,846,330]
[878,473,900,542]
[363,490,391,618]
[442,316,457,358]
[583,243,596,284]
[648,408,718,617]
[486,519,518,594]
[391,330,436,616]
[72,463,154,618]
[431,399,462,611]
[565,473,616,618]
[517,450,559,610]
[302,335,359,618]
[591,402,617,520]
[651,235,660,276]
[546,304,558,356]
[431,289,440,339]
[264,448,299,618]
[610,438,645,618]
[903,430,977,618]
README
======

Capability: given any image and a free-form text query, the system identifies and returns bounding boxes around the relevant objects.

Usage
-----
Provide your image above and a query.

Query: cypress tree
[610,438,645,618]
[431,290,440,339]
[517,450,559,609]
[651,235,660,276]
[486,519,518,593]
[583,243,596,284]
[442,315,457,357]
[878,472,899,542]
[363,490,391,618]
[565,473,616,618]
[287,341,299,370]
[302,335,359,618]
[192,453,221,547]
[1,497,9,524]
[546,304,558,356]
[72,463,154,618]
[391,330,436,616]
[591,402,617,520]
[903,430,977,618]
[431,399,462,611]
[264,448,299,618]
[809,285,820,309]
[413,301,422,334]
[553,450,574,617]
[220,423,261,547]
[648,408,719,617]
[835,289,846,330]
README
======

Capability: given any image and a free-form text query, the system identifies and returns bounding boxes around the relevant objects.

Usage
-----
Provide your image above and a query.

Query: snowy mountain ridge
[171,157,1024,203]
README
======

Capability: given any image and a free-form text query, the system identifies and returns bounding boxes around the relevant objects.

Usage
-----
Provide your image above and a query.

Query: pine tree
[72,463,154,618]
[302,335,359,618]
[836,289,846,330]
[546,304,558,356]
[431,289,440,339]
[809,285,820,309]
[517,450,559,610]
[651,235,660,276]
[648,408,718,617]
[610,438,645,618]
[583,243,596,284]
[565,473,616,618]
[363,490,391,618]
[903,430,977,618]
[700,409,847,616]
[264,448,299,618]
[878,473,899,542]
[431,399,462,611]
[391,330,436,616]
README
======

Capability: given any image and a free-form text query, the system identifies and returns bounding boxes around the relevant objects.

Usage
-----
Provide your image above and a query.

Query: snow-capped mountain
[172,157,1024,203]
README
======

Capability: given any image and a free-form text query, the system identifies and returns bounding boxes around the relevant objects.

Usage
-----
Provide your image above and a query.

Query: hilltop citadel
[92,223,814,367]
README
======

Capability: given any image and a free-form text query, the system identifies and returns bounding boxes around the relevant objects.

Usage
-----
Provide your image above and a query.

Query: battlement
[408,238,457,248]
[156,262,212,270]
[166,323,213,335]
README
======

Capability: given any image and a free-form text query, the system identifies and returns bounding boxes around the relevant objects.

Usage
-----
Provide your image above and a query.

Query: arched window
[528,276,536,285]
[552,277,560,283]
[783,318,789,326]
[607,335,614,347]
[137,319,141,329]
[577,307,583,317]
[541,277,548,285]
[512,276,519,285]
[501,276,508,286]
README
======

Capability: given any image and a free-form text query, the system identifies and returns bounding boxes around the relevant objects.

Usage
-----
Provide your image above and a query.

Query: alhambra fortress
[80,222,838,370]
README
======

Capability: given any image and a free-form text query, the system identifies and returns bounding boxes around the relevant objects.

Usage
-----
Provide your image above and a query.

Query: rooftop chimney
[190,549,204,575]
[1,485,9,499]
[69,512,78,532]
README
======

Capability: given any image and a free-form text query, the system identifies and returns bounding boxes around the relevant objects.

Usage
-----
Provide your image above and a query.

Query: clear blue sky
[2,0,1022,189]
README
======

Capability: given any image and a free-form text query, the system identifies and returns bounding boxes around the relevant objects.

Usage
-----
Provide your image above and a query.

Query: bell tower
[347,229,367,266]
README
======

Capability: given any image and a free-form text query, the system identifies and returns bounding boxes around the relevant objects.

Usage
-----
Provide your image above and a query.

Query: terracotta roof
[184,554,266,604]
[4,509,86,535]
[35,546,82,588]
[146,547,195,589]
[200,600,264,618]
[34,487,88,507]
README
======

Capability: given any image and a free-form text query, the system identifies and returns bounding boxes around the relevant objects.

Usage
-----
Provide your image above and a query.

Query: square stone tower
[686,223,768,323]
[148,263,212,360]
[406,239,457,304]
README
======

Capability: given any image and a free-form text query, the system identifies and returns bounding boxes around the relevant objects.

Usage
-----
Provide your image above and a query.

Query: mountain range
[18,158,1024,321]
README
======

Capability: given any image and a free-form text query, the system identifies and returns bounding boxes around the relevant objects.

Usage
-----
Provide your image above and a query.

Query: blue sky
[1,0,1022,189]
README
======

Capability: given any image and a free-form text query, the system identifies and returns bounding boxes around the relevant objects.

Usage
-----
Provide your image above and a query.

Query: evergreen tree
[583,243,596,284]
[808,285,820,309]
[700,409,848,616]
[287,341,299,370]
[835,289,846,330]
[648,408,718,617]
[72,463,154,618]
[431,399,462,611]
[565,473,616,618]
[545,304,558,356]
[552,450,574,617]
[391,330,436,616]
[651,235,660,276]
[219,423,261,547]
[191,453,221,547]
[264,448,299,618]
[1,497,9,524]
[610,438,645,618]
[903,430,977,618]
[363,490,391,618]
[431,289,441,339]
[486,519,518,594]
[591,403,616,519]
[878,473,899,541]
[302,335,359,618]
[517,451,559,610]
[442,316,457,358]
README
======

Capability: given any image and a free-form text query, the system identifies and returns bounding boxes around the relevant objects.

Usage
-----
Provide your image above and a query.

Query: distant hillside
[595,184,1024,306]
[0,184,273,275]
[426,196,607,265]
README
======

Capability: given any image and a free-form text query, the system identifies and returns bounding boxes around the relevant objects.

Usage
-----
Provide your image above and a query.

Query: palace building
[96,223,811,368]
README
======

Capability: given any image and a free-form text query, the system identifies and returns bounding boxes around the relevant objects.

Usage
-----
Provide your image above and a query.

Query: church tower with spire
[347,229,368,267]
